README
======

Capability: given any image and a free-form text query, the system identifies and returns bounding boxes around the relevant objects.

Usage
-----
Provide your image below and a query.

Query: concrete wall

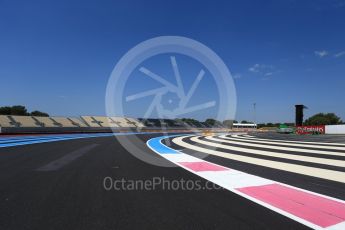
[0,127,131,134]
[325,124,345,134]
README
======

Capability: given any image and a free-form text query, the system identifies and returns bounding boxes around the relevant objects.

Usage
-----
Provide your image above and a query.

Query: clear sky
[1,0,344,123]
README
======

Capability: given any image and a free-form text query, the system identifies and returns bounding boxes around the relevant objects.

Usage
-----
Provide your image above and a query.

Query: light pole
[253,103,256,125]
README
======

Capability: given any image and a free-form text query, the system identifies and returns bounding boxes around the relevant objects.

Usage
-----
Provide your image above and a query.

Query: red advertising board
[296,125,325,134]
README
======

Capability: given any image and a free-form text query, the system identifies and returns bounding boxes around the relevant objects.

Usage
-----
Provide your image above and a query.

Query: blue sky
[1,0,344,123]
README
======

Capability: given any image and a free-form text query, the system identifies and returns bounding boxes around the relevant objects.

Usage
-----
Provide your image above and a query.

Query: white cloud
[248,64,277,79]
[249,64,260,73]
[248,64,274,73]
[233,73,242,79]
[314,50,329,58]
[334,51,345,58]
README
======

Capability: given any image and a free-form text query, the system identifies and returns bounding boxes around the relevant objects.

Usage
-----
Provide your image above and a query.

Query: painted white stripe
[172,136,345,183]
[232,134,345,147]
[162,153,202,163]
[199,170,272,188]
[196,136,345,168]
[326,221,345,230]
[213,135,345,157]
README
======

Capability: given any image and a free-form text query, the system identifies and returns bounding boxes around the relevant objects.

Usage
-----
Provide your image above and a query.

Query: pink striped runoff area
[238,183,345,228]
[147,135,345,229]
[181,161,345,227]
[178,161,228,172]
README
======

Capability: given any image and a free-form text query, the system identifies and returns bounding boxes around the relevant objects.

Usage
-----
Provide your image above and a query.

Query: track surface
[1,133,345,229]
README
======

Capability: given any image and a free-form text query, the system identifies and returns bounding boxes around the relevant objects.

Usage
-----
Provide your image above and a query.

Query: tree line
[0,105,49,117]
[304,113,343,126]
[180,113,343,127]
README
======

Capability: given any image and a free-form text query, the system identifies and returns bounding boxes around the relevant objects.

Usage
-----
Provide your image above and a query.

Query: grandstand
[162,119,184,128]
[0,115,14,127]
[138,118,154,127]
[80,116,142,128]
[81,116,112,127]
[125,117,145,128]
[95,116,120,128]
[139,119,163,127]
[0,115,91,129]
[110,117,136,128]
[81,116,102,127]
[34,117,61,127]
[184,120,207,128]
[0,115,90,133]
[11,116,41,127]
[0,114,236,134]
[68,117,88,127]
[51,117,81,128]
[138,118,191,128]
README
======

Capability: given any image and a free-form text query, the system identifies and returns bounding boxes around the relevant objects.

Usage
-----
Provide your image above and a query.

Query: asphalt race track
[1,132,345,230]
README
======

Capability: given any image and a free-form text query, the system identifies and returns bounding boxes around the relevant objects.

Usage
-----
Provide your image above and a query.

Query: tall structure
[295,104,307,126]
[253,102,256,124]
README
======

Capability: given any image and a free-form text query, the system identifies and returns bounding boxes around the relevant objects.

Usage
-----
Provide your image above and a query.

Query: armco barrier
[325,124,345,134]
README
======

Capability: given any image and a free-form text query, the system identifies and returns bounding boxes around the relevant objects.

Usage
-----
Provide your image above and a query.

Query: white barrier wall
[325,124,345,134]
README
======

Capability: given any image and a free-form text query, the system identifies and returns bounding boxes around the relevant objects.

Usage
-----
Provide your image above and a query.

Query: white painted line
[197,136,345,168]
[231,134,345,147]
[172,136,345,183]
[162,153,202,163]
[326,221,345,230]
[199,170,272,188]
[211,136,345,157]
